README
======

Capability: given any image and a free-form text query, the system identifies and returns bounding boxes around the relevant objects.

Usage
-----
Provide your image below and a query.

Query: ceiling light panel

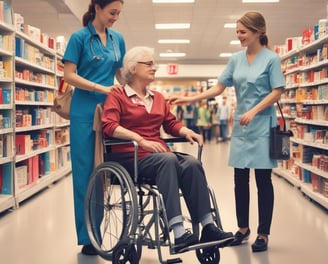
[155,23,191,29]
[158,39,190,44]
[219,53,232,57]
[160,53,186,57]
[242,0,279,2]
[230,40,240,45]
[152,0,195,3]
[224,23,236,28]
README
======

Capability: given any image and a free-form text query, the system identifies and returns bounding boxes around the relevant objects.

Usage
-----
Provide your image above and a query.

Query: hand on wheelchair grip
[186,133,203,147]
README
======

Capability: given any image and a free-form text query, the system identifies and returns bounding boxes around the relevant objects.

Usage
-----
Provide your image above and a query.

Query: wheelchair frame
[85,137,225,264]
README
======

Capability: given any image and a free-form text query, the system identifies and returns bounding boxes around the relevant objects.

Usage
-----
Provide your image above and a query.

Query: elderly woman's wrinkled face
[133,55,158,82]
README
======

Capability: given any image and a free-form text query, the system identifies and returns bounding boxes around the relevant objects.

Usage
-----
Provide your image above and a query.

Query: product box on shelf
[15,134,32,155]
[15,165,27,189]
[0,163,11,194]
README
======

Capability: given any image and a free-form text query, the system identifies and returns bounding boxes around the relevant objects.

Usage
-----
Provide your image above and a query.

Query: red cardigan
[101,88,183,159]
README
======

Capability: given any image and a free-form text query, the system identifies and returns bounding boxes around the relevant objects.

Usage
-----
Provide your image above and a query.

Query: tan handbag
[53,79,73,120]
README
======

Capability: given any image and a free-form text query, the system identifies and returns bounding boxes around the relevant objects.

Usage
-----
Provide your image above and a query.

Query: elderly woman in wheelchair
[99,46,234,257]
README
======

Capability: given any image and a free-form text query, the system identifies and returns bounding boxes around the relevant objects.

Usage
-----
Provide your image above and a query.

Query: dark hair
[238,11,269,47]
[82,0,124,26]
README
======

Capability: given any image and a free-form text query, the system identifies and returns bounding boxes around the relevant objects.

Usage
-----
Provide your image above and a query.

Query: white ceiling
[11,0,328,65]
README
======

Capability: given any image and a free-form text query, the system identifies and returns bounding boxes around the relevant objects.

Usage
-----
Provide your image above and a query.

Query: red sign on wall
[167,64,178,75]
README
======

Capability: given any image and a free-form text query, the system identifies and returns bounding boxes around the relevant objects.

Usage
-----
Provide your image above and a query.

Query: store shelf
[0,12,71,213]
[15,165,71,205]
[273,167,301,188]
[275,25,328,210]
[300,182,328,209]
[0,195,15,212]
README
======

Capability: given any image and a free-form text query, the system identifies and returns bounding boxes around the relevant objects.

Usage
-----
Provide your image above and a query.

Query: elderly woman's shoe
[229,228,250,246]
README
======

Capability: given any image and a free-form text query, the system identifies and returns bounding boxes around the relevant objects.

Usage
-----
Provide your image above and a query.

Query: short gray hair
[121,46,154,85]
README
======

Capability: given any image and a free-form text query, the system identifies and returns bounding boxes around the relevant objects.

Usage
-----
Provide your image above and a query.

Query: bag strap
[276,101,286,131]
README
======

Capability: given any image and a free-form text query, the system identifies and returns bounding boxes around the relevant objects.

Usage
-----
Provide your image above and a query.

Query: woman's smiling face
[236,22,261,48]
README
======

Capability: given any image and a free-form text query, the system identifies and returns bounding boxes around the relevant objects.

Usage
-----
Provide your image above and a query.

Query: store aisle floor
[0,141,327,264]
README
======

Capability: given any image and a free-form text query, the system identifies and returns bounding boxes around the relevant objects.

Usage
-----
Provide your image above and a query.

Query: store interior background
[12,0,328,77]
[9,0,328,118]
[1,2,328,263]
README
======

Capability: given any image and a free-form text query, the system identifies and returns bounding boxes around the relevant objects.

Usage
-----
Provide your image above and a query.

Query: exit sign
[167,64,178,75]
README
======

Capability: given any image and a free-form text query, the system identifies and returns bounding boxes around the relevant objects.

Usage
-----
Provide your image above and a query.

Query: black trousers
[123,152,211,228]
[234,168,274,235]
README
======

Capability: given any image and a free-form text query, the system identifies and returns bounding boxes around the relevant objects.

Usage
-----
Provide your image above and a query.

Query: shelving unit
[0,20,15,212]
[0,15,71,212]
[275,34,328,210]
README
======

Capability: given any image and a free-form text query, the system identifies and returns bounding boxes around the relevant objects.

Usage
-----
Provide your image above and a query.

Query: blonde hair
[121,46,154,85]
[238,11,268,47]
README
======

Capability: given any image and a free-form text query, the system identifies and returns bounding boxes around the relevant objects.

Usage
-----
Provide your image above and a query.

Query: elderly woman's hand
[138,139,168,153]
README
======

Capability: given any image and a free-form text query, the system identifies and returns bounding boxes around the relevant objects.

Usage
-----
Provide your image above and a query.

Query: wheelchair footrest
[166,258,183,264]
[176,236,233,253]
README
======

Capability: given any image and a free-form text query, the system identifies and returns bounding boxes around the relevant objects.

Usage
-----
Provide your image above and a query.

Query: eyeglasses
[137,61,158,68]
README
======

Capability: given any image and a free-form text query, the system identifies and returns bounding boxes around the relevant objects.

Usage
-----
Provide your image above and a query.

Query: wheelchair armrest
[163,137,188,144]
[163,137,202,161]
[103,137,138,146]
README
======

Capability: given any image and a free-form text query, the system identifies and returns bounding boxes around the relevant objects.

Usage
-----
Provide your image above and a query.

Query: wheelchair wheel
[112,240,139,264]
[196,246,220,264]
[85,161,138,260]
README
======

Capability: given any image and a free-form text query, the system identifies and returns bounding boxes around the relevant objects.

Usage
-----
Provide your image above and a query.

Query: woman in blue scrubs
[62,0,125,255]
[169,11,285,252]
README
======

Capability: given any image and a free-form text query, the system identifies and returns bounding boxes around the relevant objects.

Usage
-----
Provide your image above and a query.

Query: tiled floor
[0,141,327,264]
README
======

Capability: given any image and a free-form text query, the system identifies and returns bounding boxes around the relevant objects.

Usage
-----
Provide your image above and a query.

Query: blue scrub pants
[70,118,95,245]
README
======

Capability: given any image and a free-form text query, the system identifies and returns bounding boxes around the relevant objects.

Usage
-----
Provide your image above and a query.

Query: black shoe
[200,223,234,248]
[251,236,268,252]
[229,229,251,246]
[81,244,98,255]
[174,230,199,252]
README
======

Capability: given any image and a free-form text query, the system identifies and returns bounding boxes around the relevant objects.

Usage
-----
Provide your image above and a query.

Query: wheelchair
[85,137,229,264]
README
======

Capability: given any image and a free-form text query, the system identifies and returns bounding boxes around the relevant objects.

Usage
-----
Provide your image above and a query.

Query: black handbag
[270,102,293,160]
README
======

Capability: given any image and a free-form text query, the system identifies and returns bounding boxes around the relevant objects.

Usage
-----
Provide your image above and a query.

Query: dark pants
[123,152,211,227]
[234,168,274,235]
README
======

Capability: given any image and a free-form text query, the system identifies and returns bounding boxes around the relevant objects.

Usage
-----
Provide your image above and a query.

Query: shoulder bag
[269,102,293,160]
[53,79,73,120]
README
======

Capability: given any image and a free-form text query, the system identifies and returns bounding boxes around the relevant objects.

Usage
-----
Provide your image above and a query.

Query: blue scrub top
[62,22,126,119]
[219,48,285,169]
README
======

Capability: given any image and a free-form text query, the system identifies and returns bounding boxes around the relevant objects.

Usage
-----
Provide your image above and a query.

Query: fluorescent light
[224,23,236,28]
[230,40,240,45]
[242,0,279,2]
[155,23,190,29]
[160,52,186,57]
[153,0,194,2]
[219,53,232,57]
[158,39,190,44]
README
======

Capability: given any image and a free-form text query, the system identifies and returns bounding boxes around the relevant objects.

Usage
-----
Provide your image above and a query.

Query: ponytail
[260,34,269,47]
[82,1,96,26]
[82,0,124,26]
